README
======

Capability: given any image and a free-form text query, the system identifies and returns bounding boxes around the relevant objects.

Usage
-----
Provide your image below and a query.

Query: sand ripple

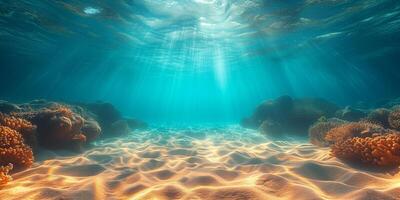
[1,126,400,200]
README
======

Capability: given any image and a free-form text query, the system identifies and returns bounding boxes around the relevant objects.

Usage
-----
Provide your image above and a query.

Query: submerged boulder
[335,106,366,122]
[0,101,20,114]
[242,96,339,136]
[109,120,131,136]
[80,102,148,137]
[82,120,101,142]
[389,108,400,130]
[126,118,148,130]
[83,102,122,127]
[365,108,391,128]
[28,106,87,151]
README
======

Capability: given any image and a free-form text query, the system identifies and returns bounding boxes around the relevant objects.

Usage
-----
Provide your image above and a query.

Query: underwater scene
[1,0,400,199]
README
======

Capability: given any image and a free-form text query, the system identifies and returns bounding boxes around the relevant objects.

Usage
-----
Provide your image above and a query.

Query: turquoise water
[0,0,400,124]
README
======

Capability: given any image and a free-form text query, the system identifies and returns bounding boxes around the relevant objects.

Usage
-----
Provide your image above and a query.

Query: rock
[82,120,101,142]
[126,118,148,130]
[84,102,121,127]
[389,108,400,130]
[259,120,283,137]
[108,120,131,136]
[0,101,20,114]
[335,106,366,122]
[242,96,339,136]
[365,108,391,128]
[30,106,87,151]
[381,97,400,109]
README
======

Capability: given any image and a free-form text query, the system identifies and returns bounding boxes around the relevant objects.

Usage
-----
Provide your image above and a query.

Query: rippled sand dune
[1,126,400,200]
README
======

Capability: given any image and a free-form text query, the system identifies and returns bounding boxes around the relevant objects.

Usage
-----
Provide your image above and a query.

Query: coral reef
[242,96,339,136]
[365,108,391,128]
[0,163,13,186]
[309,117,347,147]
[0,126,34,170]
[331,133,400,168]
[335,106,366,122]
[389,109,400,130]
[325,122,385,144]
[0,113,37,150]
[0,99,147,186]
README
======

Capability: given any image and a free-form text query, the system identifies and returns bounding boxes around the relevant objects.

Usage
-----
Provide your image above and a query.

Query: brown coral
[309,118,347,147]
[331,133,400,168]
[389,109,400,130]
[0,126,34,170]
[325,122,385,144]
[0,163,13,186]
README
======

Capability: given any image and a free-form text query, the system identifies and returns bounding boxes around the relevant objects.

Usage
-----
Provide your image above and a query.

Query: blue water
[0,0,400,124]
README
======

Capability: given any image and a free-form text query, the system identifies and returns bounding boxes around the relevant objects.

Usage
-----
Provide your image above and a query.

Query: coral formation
[0,126,34,170]
[0,163,13,186]
[0,113,37,150]
[9,105,86,151]
[325,122,385,144]
[331,133,400,168]
[389,109,400,130]
[365,108,391,128]
[309,117,347,147]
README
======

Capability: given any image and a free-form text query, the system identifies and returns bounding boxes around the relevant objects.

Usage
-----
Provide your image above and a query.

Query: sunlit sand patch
[1,126,400,200]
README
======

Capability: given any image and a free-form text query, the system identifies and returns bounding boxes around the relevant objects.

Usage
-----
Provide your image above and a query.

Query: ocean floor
[1,125,400,200]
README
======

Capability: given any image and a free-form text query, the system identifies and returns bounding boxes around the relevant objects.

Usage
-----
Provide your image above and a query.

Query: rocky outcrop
[242,96,339,137]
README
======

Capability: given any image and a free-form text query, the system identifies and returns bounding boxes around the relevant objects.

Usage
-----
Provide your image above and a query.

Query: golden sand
[1,126,400,200]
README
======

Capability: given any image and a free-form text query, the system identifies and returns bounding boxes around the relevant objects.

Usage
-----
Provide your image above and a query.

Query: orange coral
[0,146,34,169]
[47,105,74,118]
[0,125,34,170]
[0,126,24,147]
[331,133,400,168]
[0,113,35,134]
[0,113,37,149]
[325,122,385,144]
[0,163,13,186]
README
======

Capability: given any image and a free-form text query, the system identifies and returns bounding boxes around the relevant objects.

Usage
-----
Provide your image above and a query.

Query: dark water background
[0,0,399,124]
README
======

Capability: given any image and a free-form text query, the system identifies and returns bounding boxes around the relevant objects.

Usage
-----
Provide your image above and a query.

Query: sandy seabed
[1,126,400,200]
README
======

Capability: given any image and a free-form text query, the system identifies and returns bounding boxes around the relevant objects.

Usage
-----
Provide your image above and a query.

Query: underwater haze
[2,1,400,200]
[1,0,400,124]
